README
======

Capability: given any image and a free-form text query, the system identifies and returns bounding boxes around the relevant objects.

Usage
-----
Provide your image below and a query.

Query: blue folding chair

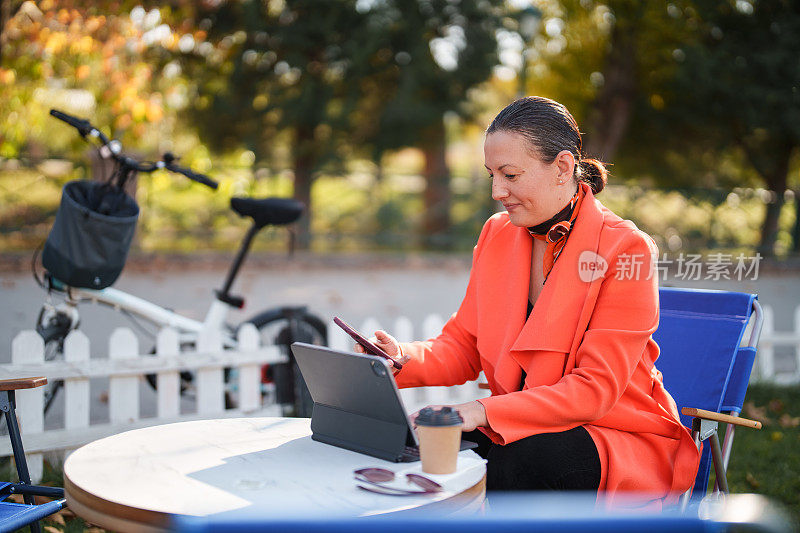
[0,377,66,533]
[653,287,764,507]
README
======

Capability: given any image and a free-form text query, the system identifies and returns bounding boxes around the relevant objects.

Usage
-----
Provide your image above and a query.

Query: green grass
[723,383,800,521]
[0,458,97,532]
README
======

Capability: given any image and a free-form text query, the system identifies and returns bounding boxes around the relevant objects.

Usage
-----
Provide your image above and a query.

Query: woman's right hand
[354,330,409,374]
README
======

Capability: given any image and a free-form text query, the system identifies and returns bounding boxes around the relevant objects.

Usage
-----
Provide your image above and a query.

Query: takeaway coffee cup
[415,406,463,475]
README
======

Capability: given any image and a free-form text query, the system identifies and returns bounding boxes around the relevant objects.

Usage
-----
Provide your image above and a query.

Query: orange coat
[395,183,700,507]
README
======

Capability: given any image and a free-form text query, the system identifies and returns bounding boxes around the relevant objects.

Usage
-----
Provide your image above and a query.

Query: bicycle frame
[43,217,272,350]
[36,110,325,416]
[57,284,238,347]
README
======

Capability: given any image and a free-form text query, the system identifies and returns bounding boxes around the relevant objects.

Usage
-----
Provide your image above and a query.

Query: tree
[531,0,694,163]
[0,1,240,250]
[362,0,505,247]
[534,0,799,256]
[178,1,389,249]
[659,0,800,256]
[181,0,509,249]
[0,0,210,157]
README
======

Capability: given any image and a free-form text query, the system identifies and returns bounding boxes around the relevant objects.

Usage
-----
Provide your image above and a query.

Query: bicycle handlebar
[49,109,219,190]
[163,153,219,190]
[49,109,93,137]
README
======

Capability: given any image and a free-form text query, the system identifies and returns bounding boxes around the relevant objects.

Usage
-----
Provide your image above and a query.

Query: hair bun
[578,158,608,194]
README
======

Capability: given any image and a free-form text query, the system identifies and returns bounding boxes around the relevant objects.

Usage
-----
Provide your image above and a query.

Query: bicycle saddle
[230,197,304,228]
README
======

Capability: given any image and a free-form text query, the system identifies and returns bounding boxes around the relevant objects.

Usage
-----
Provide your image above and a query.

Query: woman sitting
[361,96,700,507]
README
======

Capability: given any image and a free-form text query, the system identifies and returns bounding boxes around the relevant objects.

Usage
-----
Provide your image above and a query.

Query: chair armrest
[0,377,48,391]
[681,407,762,429]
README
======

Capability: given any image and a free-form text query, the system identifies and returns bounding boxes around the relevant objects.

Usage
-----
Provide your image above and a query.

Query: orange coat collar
[479,182,605,393]
[515,182,604,352]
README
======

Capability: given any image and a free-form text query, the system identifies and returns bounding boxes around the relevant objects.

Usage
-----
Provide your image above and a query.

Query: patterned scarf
[527,184,585,281]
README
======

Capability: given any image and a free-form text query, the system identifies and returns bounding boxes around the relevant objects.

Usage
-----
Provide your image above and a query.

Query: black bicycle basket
[42,180,139,289]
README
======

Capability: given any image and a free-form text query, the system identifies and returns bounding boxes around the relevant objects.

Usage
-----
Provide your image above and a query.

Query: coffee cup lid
[415,406,463,427]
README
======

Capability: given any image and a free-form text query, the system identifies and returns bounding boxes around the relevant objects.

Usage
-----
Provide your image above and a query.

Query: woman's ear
[554,150,575,183]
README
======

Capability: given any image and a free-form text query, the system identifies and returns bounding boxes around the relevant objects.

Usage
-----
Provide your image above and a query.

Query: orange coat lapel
[510,183,603,382]
[473,218,530,394]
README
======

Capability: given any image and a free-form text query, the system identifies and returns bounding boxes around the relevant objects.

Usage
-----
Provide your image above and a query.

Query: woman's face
[484,130,577,228]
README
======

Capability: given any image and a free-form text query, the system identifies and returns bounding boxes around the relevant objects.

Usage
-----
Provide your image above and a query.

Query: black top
[520,300,534,390]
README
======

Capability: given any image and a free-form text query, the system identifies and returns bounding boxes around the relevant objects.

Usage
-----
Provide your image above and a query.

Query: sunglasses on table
[354,468,443,496]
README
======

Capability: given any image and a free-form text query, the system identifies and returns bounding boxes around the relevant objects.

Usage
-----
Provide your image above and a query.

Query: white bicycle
[33,110,327,417]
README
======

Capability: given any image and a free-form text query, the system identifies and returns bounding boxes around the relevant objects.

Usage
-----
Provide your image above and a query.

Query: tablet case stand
[291,342,476,463]
[311,403,414,462]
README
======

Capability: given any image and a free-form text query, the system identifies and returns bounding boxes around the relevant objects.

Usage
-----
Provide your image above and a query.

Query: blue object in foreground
[173,492,793,533]
[0,379,67,533]
[0,490,65,533]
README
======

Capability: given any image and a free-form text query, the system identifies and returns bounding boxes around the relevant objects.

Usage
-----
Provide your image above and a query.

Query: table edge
[66,471,486,530]
[390,473,487,516]
[66,474,171,532]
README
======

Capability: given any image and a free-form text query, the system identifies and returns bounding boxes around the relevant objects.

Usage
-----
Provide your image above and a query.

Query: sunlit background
[1,0,798,256]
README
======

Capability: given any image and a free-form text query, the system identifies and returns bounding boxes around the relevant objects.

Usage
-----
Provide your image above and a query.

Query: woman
[362,97,699,507]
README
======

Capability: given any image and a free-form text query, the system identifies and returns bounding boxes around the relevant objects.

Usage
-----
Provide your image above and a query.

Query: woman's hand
[410,401,488,432]
[353,330,409,374]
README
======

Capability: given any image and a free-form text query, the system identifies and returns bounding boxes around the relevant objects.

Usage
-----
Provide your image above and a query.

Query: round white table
[64,418,487,532]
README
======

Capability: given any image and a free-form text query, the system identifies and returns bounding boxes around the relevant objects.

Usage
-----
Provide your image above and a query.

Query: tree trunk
[374,157,384,184]
[583,19,637,162]
[792,188,800,254]
[421,117,451,249]
[292,126,315,250]
[756,154,790,258]
[0,0,9,62]
[741,141,793,258]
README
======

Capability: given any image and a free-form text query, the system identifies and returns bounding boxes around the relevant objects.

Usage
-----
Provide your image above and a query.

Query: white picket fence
[0,323,289,482]
[756,305,800,384]
[0,316,489,483]
[2,304,797,484]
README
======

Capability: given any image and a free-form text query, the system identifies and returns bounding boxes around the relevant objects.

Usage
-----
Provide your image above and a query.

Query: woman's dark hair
[486,96,607,194]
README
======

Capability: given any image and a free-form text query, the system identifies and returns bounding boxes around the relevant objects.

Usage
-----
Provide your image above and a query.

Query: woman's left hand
[410,400,488,432]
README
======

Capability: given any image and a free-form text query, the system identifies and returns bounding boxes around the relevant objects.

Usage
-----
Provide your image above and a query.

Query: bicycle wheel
[144,345,197,396]
[144,344,237,410]
[244,310,327,418]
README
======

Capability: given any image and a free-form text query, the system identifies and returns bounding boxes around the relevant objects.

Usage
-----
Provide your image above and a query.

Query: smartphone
[333,316,403,370]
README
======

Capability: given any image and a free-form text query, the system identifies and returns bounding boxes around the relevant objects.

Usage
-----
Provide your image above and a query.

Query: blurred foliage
[1,1,199,157]
[520,0,704,164]
[645,0,800,183]
[598,185,796,256]
[528,0,799,192]
[661,0,800,255]
[176,0,512,246]
[1,0,799,256]
[525,0,800,256]
[1,159,796,255]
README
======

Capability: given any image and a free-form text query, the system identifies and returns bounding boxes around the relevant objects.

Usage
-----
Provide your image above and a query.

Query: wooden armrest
[478,382,490,390]
[681,407,762,429]
[0,377,48,391]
